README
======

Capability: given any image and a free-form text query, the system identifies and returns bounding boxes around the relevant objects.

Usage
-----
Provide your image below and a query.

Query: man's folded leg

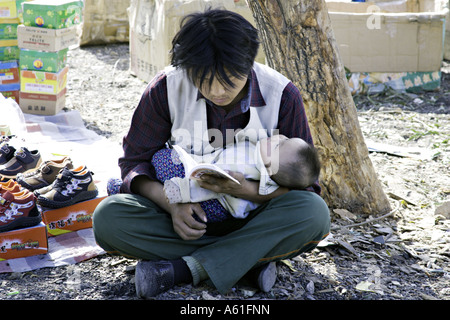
[92,190,330,296]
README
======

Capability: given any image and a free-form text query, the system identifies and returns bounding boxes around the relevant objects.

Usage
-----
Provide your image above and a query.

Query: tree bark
[248,0,391,215]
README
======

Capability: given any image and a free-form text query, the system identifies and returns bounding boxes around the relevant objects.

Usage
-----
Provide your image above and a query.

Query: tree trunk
[248,0,391,215]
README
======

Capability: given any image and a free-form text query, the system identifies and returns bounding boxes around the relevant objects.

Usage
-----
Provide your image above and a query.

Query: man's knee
[279,190,330,236]
[92,195,124,250]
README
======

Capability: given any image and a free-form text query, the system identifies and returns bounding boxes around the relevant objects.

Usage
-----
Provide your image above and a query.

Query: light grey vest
[165,62,290,162]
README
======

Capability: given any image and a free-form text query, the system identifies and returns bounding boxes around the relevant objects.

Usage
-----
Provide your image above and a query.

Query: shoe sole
[257,261,277,292]
[37,189,98,209]
[0,212,42,233]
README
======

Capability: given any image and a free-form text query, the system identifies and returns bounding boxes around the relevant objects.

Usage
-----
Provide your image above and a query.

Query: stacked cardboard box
[17,0,82,115]
[0,1,34,102]
[0,0,21,103]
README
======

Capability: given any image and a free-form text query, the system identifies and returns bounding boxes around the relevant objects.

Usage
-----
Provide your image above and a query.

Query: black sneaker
[0,142,16,166]
[0,147,42,179]
[37,167,98,208]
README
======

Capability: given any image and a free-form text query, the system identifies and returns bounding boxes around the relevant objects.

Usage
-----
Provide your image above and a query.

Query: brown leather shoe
[17,156,73,191]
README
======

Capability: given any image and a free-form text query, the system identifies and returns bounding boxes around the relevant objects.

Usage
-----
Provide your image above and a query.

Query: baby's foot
[163,180,183,203]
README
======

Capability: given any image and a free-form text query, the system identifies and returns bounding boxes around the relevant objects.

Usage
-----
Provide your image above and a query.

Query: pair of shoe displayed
[0,180,41,233]
[0,142,42,181]
[16,157,98,209]
[35,165,99,209]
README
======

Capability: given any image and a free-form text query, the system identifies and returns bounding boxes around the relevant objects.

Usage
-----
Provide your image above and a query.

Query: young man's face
[196,74,248,107]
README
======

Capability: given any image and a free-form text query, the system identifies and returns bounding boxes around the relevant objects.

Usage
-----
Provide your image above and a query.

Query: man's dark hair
[170,8,260,90]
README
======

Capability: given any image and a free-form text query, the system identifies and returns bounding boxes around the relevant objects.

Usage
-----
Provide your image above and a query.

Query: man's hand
[168,203,207,240]
[132,177,208,241]
[197,170,247,197]
[197,170,290,203]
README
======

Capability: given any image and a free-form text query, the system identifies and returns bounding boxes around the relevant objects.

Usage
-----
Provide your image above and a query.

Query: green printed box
[23,0,83,29]
[0,45,19,60]
[0,17,19,39]
[20,48,68,72]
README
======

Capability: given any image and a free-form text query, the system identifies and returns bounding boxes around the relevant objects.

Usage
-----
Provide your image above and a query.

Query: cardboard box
[81,0,129,45]
[0,59,19,84]
[41,196,106,237]
[19,86,66,115]
[20,65,68,94]
[0,0,18,19]
[23,0,83,29]
[129,0,265,82]
[17,24,79,51]
[0,86,19,102]
[0,17,19,39]
[20,48,68,72]
[0,45,19,60]
[327,0,447,72]
[0,222,48,260]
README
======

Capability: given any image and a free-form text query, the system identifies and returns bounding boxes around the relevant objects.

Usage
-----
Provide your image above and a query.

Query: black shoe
[0,142,16,166]
[37,167,98,208]
[135,260,175,299]
[0,147,42,179]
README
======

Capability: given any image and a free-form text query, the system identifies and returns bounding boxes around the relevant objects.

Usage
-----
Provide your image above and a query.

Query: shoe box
[17,24,79,52]
[18,66,68,115]
[19,87,66,115]
[0,222,48,261]
[41,196,106,237]
[22,0,83,30]
[19,48,68,72]
[0,1,19,20]
[20,65,68,95]
[0,60,20,85]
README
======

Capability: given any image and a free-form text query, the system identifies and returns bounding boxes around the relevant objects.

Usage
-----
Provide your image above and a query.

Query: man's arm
[118,72,172,193]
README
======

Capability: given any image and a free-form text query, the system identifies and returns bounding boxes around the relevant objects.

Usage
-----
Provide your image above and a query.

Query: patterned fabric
[107,178,122,196]
[151,148,231,223]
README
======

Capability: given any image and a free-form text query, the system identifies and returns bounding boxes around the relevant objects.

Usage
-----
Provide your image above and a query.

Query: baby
[152,134,321,223]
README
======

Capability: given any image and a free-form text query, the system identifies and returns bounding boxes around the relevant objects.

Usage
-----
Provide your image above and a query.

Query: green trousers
[92,190,330,294]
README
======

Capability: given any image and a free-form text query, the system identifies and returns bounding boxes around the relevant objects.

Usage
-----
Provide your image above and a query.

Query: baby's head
[259,135,321,189]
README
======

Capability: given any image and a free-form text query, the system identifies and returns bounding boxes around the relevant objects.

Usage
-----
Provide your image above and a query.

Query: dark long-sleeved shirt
[119,68,321,195]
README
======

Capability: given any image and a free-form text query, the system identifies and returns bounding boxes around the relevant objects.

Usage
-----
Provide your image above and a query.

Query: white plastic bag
[0,94,27,138]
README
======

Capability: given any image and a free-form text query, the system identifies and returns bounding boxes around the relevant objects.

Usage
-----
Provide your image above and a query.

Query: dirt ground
[0,44,448,301]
